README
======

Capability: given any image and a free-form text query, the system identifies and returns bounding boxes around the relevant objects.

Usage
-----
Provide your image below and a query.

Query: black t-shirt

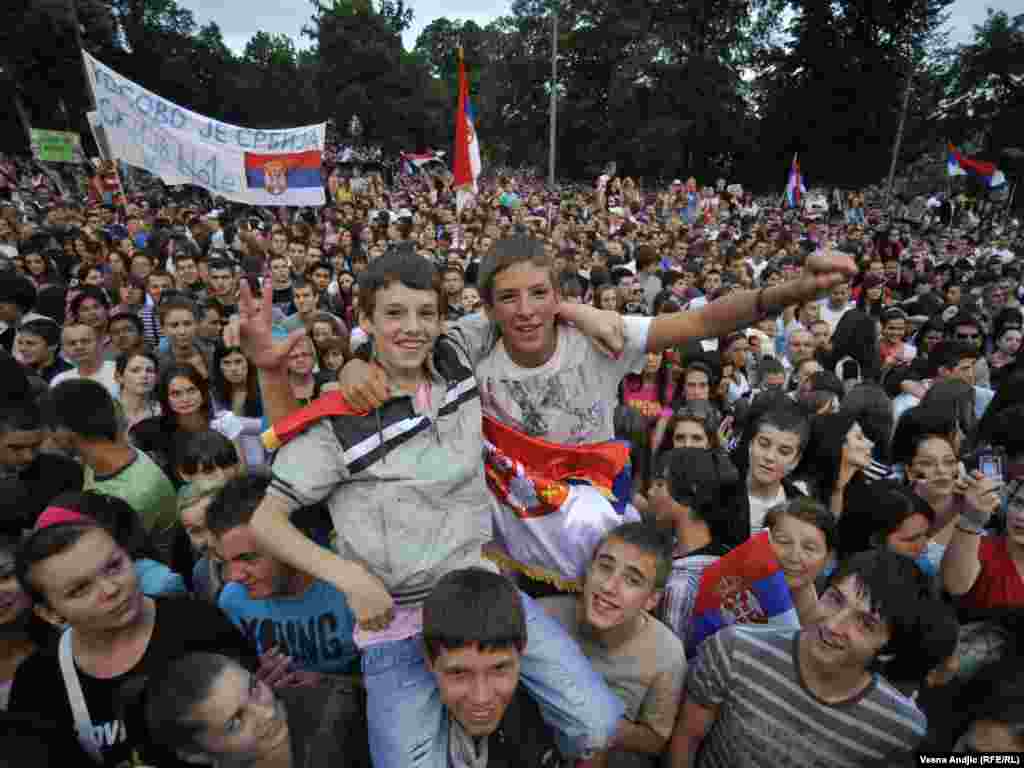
[272,285,294,313]
[8,596,255,768]
[39,357,74,383]
[280,680,371,768]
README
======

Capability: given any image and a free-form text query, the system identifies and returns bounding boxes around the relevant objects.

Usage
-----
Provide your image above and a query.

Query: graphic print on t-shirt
[481,363,606,442]
[237,611,354,671]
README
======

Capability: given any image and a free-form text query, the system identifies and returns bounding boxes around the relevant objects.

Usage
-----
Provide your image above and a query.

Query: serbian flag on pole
[785,153,806,209]
[686,531,800,659]
[453,47,482,213]
[947,144,1006,188]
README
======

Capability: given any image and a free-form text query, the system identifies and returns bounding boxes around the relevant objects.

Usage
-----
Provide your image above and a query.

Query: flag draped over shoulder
[947,144,1006,188]
[453,47,481,212]
[785,153,806,209]
[687,531,799,659]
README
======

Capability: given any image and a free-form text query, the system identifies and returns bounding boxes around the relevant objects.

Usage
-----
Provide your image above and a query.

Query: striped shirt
[687,626,926,768]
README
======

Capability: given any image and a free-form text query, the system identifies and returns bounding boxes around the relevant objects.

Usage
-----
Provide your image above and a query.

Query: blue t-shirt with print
[219,578,358,674]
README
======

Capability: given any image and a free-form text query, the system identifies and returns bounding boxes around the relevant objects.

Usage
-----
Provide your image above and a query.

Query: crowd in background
[0,150,1022,767]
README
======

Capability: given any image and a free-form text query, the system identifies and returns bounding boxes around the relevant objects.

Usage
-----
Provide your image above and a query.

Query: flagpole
[548,2,558,188]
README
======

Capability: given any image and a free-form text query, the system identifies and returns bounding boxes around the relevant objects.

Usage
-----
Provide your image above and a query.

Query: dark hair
[753,405,811,452]
[841,383,893,463]
[593,521,672,589]
[920,379,975,450]
[955,657,1024,745]
[978,371,1024,446]
[108,311,144,336]
[157,294,198,322]
[0,401,41,435]
[759,357,785,379]
[206,258,234,275]
[210,344,261,419]
[662,447,743,546]
[61,491,160,561]
[986,403,1024,458]
[144,653,237,754]
[891,405,959,466]
[156,365,211,426]
[114,349,159,377]
[930,340,976,375]
[205,471,270,536]
[828,549,931,661]
[422,568,526,662]
[839,480,934,558]
[824,310,880,382]
[42,379,120,441]
[69,286,110,322]
[357,242,442,319]
[17,318,60,347]
[765,496,839,553]
[177,430,240,477]
[15,521,104,605]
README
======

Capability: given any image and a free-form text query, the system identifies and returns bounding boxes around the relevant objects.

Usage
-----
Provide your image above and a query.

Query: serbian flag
[947,144,1007,188]
[243,150,324,207]
[785,153,806,209]
[453,47,482,213]
[686,531,799,659]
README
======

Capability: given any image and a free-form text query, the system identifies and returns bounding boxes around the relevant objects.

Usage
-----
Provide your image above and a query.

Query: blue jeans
[361,591,623,768]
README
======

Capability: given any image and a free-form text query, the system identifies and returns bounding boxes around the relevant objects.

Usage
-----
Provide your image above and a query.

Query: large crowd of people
[0,149,1022,767]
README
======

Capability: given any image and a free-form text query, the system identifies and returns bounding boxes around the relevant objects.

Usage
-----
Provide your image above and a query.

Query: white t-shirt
[748,484,787,531]
[450,314,651,445]
[50,360,119,398]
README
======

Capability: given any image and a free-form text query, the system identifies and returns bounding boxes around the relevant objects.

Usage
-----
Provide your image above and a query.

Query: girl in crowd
[795,411,875,517]
[177,477,228,602]
[144,652,370,768]
[621,350,676,421]
[840,479,940,579]
[132,364,245,483]
[840,382,895,480]
[943,403,1024,612]
[210,343,265,468]
[114,274,147,315]
[68,285,113,360]
[57,491,187,596]
[821,309,881,392]
[114,351,161,430]
[765,497,837,625]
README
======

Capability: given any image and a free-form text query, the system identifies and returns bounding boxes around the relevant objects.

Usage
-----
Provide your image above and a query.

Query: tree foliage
[0,0,1018,188]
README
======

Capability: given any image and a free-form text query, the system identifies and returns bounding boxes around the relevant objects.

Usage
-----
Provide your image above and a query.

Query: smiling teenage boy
[540,523,686,766]
[669,550,928,768]
[340,235,856,589]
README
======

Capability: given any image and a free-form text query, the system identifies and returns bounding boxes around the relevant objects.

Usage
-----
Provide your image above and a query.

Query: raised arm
[940,471,1000,596]
[236,277,306,424]
[646,250,857,353]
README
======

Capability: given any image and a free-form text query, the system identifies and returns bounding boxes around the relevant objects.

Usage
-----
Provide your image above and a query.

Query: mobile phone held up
[978,448,1005,483]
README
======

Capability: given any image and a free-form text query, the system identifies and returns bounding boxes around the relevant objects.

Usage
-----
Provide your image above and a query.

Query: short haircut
[292,277,316,294]
[828,549,929,656]
[198,298,225,319]
[157,295,198,321]
[42,379,120,441]
[144,653,236,754]
[765,496,839,553]
[145,269,173,286]
[931,340,976,373]
[177,429,239,477]
[205,471,270,537]
[357,242,442,319]
[16,520,104,605]
[114,349,158,377]
[478,235,555,306]
[17,318,60,347]
[753,404,811,451]
[108,312,144,335]
[61,490,157,561]
[422,568,526,662]
[0,400,41,435]
[593,521,672,590]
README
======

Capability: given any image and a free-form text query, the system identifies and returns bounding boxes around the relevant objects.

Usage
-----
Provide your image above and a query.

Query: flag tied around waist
[482,414,632,520]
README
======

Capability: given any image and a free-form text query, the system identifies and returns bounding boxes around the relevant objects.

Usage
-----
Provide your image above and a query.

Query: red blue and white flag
[687,531,800,659]
[785,153,806,209]
[947,144,1006,188]
[453,47,482,213]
